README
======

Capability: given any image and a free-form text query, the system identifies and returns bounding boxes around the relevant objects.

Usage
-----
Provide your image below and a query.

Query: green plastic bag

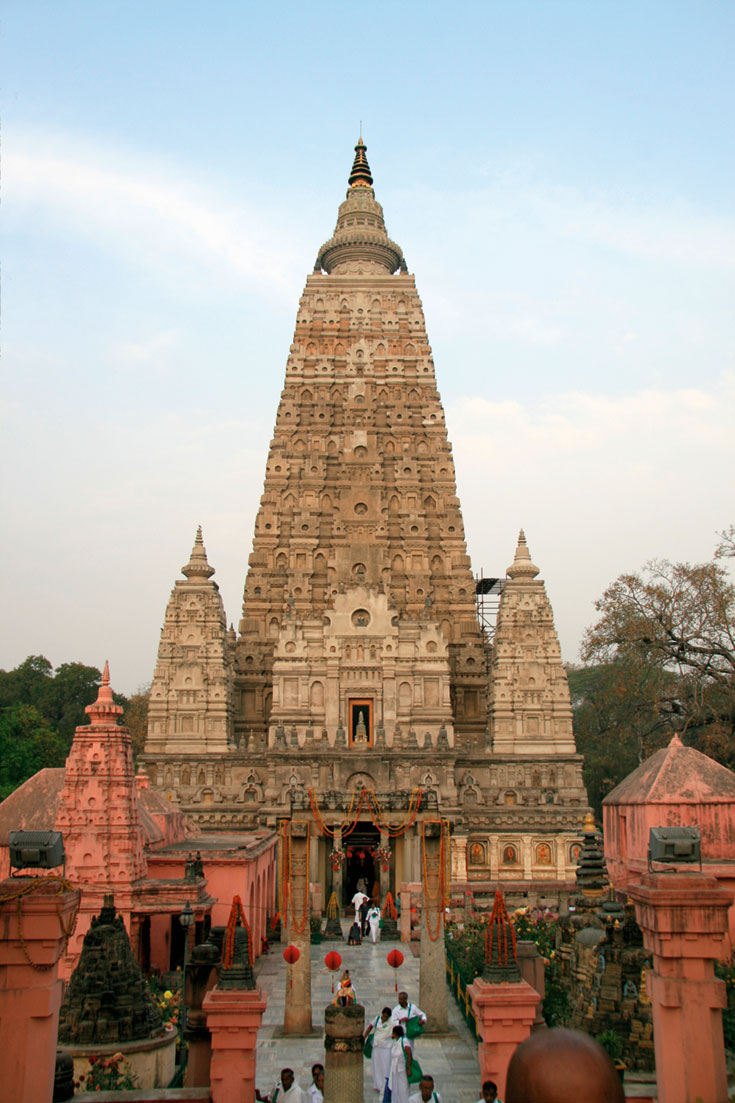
[403,1040,422,1084]
[405,1015,425,1039]
[363,1031,373,1058]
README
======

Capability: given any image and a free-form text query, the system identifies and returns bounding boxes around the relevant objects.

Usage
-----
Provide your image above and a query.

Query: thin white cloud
[448,372,735,661]
[4,130,305,298]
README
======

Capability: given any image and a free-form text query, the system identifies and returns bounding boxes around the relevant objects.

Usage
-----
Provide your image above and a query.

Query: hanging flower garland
[281,821,310,936]
[308,787,424,839]
[366,788,423,837]
[328,847,346,869]
[308,787,367,838]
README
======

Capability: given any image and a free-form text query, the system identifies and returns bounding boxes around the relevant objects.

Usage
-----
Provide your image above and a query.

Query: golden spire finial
[348,136,373,188]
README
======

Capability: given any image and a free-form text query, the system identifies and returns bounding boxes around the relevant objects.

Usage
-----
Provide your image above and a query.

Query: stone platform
[253,926,481,1102]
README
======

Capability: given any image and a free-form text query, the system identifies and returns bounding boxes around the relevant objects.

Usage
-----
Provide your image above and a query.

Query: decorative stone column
[627,871,730,1103]
[399,885,412,942]
[0,877,81,1103]
[516,941,546,1031]
[283,821,312,1033]
[203,922,267,1103]
[332,827,344,910]
[467,891,541,1100]
[184,939,221,1086]
[324,1002,365,1103]
[419,821,448,1031]
[204,987,267,1103]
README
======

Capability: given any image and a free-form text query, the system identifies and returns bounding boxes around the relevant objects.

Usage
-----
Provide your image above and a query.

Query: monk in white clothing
[256,1067,305,1102]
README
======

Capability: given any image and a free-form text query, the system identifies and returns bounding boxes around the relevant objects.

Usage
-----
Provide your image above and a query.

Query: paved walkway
[253,925,482,1103]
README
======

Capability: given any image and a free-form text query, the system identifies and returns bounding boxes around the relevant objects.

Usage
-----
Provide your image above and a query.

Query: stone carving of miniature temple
[140,139,589,909]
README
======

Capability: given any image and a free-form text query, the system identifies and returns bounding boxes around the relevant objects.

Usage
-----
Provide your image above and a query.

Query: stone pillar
[0,877,81,1103]
[184,941,220,1087]
[203,985,267,1103]
[467,978,541,1100]
[332,827,344,911]
[627,871,730,1103]
[324,1001,364,1103]
[399,885,412,942]
[419,822,448,1031]
[283,821,312,1033]
[516,941,546,1031]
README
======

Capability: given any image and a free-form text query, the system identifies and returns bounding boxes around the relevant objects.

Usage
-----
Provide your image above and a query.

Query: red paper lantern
[324,949,342,992]
[382,864,388,872]
[283,945,300,965]
[386,948,404,990]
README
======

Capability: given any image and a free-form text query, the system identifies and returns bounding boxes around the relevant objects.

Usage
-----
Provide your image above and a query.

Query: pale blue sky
[2,1,733,693]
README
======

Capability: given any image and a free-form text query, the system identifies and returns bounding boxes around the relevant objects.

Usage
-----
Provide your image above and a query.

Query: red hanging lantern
[324,950,342,994]
[283,943,300,988]
[382,864,388,872]
[386,948,404,992]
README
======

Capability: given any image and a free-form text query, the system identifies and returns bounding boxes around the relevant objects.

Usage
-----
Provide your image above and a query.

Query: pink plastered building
[0,664,277,978]
[603,732,735,953]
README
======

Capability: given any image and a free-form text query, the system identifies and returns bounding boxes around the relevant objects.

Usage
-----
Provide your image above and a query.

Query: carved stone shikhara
[141,140,589,901]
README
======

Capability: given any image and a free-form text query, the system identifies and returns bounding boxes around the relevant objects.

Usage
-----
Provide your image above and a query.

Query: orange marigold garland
[223,895,254,967]
[366,788,423,837]
[382,892,398,920]
[485,890,517,967]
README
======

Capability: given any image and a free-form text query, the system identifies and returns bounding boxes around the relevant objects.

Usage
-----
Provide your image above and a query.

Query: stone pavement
[253,925,482,1103]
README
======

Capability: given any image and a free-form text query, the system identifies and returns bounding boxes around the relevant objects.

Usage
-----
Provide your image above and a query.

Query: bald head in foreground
[505,1028,625,1103]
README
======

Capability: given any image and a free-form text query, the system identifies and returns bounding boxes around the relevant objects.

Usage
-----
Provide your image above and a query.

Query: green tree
[44,662,104,743]
[0,704,67,799]
[124,686,150,761]
[0,656,132,798]
[574,531,735,813]
[568,660,676,817]
[0,655,54,710]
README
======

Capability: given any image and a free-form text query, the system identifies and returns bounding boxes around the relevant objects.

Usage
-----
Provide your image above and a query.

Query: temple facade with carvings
[141,140,589,906]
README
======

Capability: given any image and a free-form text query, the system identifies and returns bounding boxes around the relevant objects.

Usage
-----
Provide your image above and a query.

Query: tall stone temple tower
[142,140,589,905]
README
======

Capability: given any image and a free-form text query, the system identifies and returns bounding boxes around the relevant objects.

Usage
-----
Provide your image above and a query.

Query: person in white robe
[409,1074,443,1102]
[391,991,427,1049]
[367,903,381,943]
[364,1006,393,1093]
[256,1068,305,1102]
[387,1026,412,1103]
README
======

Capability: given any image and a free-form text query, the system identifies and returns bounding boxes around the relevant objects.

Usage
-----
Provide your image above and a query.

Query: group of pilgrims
[363,990,429,1102]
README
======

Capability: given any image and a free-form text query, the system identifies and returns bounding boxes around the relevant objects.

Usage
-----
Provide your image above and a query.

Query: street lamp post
[178,902,195,1066]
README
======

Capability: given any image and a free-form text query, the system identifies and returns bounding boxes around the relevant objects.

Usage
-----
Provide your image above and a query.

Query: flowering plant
[149,976,182,1027]
[75,1053,138,1092]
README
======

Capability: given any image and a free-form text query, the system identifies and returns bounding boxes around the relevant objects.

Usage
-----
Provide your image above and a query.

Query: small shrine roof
[0,768,65,844]
[604,734,735,806]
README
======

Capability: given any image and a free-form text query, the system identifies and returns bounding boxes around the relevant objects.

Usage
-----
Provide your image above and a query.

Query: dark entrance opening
[343,821,380,908]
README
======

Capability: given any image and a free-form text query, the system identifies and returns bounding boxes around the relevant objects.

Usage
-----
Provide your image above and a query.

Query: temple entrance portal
[343,822,380,907]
